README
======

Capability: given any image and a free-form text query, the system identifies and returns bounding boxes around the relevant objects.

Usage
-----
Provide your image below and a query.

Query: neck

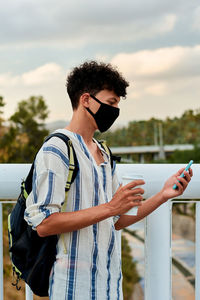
[65,111,96,145]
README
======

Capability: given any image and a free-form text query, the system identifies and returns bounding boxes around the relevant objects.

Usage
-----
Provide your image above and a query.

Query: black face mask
[86,95,120,132]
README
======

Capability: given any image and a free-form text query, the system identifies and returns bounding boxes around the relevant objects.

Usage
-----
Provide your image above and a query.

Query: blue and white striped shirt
[25,128,122,300]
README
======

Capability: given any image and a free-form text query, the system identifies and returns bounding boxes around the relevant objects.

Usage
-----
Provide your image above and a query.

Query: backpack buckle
[12,268,21,291]
[69,163,75,171]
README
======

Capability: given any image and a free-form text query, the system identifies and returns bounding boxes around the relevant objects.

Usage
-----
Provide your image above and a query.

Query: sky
[0,0,200,127]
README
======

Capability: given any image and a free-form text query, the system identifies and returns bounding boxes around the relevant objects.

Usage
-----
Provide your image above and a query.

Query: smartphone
[173,160,193,190]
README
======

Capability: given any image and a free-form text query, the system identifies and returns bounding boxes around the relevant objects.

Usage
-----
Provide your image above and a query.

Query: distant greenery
[0,96,49,163]
[95,108,200,147]
[168,146,200,163]
[0,96,5,128]
[122,235,141,299]
[1,94,200,163]
[94,108,200,164]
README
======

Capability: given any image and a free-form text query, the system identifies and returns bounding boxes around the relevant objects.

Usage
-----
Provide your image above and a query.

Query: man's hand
[107,179,145,216]
[160,167,193,203]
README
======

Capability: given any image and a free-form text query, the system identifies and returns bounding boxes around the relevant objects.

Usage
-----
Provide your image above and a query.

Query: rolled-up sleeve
[24,138,69,229]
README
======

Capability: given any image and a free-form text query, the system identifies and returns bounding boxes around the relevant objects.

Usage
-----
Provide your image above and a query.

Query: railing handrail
[0,163,200,199]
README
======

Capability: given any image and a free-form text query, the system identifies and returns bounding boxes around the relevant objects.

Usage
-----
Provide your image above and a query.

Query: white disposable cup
[122,174,144,216]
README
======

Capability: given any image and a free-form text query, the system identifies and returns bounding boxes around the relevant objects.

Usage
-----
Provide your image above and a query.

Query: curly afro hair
[66,61,129,110]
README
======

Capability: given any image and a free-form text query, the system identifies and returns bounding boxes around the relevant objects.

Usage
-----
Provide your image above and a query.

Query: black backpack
[8,132,120,297]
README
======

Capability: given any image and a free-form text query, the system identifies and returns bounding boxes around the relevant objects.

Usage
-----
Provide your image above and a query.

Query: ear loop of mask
[86,94,102,116]
[90,94,102,104]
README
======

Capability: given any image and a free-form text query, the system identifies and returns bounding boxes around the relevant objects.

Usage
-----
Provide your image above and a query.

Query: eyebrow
[107,97,120,103]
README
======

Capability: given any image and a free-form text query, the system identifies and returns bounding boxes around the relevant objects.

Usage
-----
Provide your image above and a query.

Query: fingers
[178,170,192,184]
[117,183,123,191]
[116,182,145,199]
[131,201,143,207]
[174,179,184,193]
[128,195,143,207]
[188,167,193,177]
[174,167,193,190]
[176,167,185,176]
[123,179,145,190]
[128,194,143,201]
[122,187,145,199]
[174,170,191,191]
[182,170,192,182]
[176,167,193,178]
[112,176,145,215]
[128,187,145,196]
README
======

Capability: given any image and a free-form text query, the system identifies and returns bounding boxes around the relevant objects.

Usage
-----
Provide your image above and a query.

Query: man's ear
[80,93,90,108]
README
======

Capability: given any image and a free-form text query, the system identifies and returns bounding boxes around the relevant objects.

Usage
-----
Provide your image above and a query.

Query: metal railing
[0,163,199,300]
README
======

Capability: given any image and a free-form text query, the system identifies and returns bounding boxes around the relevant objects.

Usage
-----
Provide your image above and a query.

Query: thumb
[118,183,123,191]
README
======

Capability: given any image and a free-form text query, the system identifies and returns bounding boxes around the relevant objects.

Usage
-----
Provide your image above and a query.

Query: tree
[0,96,5,129]
[1,96,49,162]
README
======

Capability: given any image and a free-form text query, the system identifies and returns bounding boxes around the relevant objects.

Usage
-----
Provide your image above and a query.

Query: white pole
[25,284,33,300]
[196,202,200,300]
[144,201,171,300]
[0,203,4,300]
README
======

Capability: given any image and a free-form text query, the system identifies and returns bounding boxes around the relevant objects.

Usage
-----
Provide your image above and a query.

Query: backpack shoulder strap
[24,132,79,197]
[44,132,79,191]
[98,140,121,169]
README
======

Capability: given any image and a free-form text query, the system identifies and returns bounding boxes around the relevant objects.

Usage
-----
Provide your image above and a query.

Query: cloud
[1,45,200,125]
[22,63,64,86]
[125,14,177,42]
[0,73,22,87]
[0,63,65,87]
[0,0,200,127]
[111,45,200,79]
[0,63,70,122]
[0,0,180,47]
[145,82,168,96]
[110,45,200,122]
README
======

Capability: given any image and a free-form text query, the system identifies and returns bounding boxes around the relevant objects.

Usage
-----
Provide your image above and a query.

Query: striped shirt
[25,128,123,300]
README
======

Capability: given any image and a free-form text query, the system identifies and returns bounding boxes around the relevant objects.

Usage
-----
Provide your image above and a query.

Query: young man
[25,61,192,300]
